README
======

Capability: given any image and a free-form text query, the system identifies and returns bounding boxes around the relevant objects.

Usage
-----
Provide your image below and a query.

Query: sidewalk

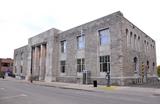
[2,77,97,91]
[33,81,97,92]
[33,81,160,95]
[32,81,160,95]
[3,77,160,95]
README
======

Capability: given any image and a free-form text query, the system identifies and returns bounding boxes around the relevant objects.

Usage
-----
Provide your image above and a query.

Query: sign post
[142,64,144,79]
[106,71,110,87]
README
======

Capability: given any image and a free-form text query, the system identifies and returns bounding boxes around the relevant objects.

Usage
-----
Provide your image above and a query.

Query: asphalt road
[0,79,160,104]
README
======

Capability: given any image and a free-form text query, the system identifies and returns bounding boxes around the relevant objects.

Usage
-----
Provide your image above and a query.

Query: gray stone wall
[14,45,28,79]
[57,12,124,84]
[120,16,157,84]
[26,28,61,82]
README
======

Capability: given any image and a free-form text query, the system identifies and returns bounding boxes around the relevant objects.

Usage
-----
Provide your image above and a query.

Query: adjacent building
[0,58,13,74]
[13,11,157,85]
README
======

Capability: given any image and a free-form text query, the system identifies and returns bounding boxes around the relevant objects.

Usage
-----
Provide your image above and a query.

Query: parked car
[8,72,15,78]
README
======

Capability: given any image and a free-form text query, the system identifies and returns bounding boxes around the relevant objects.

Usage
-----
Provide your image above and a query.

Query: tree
[0,70,5,78]
[157,65,160,77]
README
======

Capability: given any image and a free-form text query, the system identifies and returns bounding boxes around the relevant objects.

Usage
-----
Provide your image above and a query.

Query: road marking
[0,94,27,100]
[20,94,27,97]
[0,88,5,90]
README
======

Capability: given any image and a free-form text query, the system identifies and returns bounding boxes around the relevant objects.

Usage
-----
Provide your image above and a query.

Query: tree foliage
[157,65,160,77]
[0,70,4,78]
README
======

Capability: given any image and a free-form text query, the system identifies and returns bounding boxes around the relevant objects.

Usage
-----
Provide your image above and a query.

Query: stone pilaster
[34,46,40,80]
[39,44,46,80]
[45,43,53,82]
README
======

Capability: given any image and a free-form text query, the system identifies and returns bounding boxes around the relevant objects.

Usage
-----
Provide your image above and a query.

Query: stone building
[13,11,157,85]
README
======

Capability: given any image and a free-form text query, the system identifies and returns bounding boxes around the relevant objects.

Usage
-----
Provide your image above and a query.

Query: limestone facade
[14,45,28,79]
[13,11,157,85]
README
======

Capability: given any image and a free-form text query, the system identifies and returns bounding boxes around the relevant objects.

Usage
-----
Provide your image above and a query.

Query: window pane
[61,66,65,73]
[104,55,110,62]
[99,29,110,45]
[61,43,63,52]
[100,56,102,62]
[61,61,65,65]
[77,59,81,64]
[100,56,104,62]
[82,58,85,64]
[63,66,65,73]
[82,65,85,71]
[104,56,108,62]
[103,63,107,72]
[60,61,65,73]
[64,41,66,53]
[77,65,81,72]
[79,62,82,72]
[61,40,66,53]
[107,56,110,62]
[63,61,65,65]
[77,35,85,49]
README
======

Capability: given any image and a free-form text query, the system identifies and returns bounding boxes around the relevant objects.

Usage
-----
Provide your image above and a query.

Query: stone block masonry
[13,11,157,85]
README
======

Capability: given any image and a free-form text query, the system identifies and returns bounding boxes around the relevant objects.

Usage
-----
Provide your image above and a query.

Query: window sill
[134,71,138,74]
[100,72,107,77]
[60,73,66,76]
[77,72,83,77]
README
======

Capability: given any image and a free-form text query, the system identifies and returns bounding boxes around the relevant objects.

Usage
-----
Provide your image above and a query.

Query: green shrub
[0,71,4,78]
[157,65,160,77]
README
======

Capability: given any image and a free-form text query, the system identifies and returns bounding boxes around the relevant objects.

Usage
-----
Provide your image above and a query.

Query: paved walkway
[2,77,160,95]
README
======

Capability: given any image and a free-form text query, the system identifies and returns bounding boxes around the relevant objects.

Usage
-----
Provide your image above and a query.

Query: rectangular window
[61,40,66,53]
[99,28,110,45]
[77,35,85,49]
[2,63,9,67]
[77,58,85,72]
[100,56,110,72]
[60,61,66,73]
[21,52,23,60]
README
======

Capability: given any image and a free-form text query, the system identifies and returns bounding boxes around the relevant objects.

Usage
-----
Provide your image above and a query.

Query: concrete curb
[38,84,96,92]
[32,81,97,92]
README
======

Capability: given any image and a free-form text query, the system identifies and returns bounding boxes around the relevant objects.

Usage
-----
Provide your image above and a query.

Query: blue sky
[0,0,159,65]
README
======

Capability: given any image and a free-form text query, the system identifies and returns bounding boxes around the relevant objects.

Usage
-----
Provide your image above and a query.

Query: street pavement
[0,78,160,104]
